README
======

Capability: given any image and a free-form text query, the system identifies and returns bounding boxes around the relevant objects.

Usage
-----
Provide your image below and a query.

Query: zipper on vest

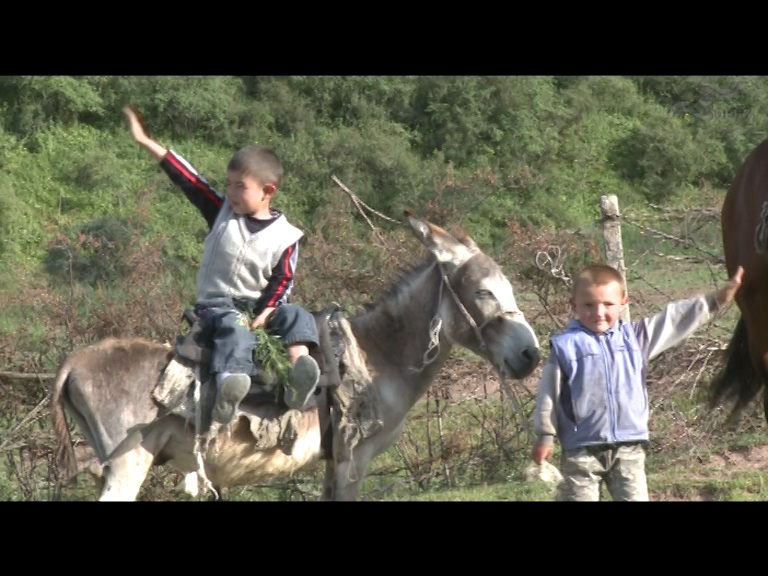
[599,333,617,442]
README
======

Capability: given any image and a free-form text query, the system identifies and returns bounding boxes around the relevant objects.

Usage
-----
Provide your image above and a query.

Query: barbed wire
[535,245,571,286]
[620,212,725,267]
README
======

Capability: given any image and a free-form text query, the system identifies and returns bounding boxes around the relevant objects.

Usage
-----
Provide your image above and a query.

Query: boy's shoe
[211,373,251,425]
[284,355,320,410]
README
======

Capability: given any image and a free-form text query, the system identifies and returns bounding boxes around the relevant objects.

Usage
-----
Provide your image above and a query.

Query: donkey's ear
[405,211,431,242]
[453,227,479,251]
[405,211,478,267]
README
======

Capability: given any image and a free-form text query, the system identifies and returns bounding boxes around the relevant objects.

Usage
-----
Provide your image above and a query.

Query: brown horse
[710,137,768,422]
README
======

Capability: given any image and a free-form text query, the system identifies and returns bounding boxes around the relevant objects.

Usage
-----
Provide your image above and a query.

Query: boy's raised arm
[123,105,168,162]
[638,266,744,361]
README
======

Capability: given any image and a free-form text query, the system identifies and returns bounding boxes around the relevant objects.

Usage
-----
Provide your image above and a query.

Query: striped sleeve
[253,243,298,314]
[160,149,223,230]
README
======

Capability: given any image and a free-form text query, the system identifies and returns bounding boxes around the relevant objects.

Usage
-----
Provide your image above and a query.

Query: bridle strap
[436,260,523,351]
[436,261,486,350]
[410,258,521,373]
[436,260,532,438]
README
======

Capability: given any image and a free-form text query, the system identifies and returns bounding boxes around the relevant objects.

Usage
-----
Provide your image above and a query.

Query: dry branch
[0,371,55,380]
[331,175,393,249]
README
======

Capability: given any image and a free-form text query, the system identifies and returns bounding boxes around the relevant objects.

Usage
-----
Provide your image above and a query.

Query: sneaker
[211,373,251,425]
[284,355,320,410]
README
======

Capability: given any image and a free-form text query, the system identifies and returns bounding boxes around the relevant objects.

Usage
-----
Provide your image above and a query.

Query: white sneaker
[211,373,251,424]
[284,356,320,410]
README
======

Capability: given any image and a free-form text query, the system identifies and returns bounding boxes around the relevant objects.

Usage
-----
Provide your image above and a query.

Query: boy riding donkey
[123,105,322,430]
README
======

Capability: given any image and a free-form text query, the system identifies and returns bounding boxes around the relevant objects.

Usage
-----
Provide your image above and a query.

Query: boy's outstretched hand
[716,266,744,307]
[123,105,149,144]
[122,105,167,162]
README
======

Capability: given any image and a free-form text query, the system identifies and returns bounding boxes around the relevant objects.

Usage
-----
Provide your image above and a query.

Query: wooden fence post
[600,194,631,322]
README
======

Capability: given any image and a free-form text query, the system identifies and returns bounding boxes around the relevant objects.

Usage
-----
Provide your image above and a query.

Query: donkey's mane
[361,255,436,313]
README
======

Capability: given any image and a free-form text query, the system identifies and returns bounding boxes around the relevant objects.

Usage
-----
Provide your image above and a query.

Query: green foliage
[0,76,106,139]
[280,76,418,127]
[409,76,567,171]
[315,118,434,219]
[252,326,292,383]
[116,76,250,144]
[43,216,135,286]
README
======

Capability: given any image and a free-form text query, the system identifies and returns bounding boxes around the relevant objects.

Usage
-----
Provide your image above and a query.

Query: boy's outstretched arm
[639,266,745,362]
[123,105,168,162]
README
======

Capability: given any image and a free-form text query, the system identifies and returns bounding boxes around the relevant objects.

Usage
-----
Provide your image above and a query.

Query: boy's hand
[716,266,744,307]
[123,105,167,162]
[123,105,149,144]
[532,443,553,465]
[250,307,276,330]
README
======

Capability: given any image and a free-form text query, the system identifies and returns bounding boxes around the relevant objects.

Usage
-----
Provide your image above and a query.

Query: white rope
[499,374,532,438]
[536,245,571,285]
[192,368,218,500]
[409,273,445,373]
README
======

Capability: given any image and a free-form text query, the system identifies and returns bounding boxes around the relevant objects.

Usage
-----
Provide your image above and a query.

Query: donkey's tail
[709,316,764,421]
[51,358,78,481]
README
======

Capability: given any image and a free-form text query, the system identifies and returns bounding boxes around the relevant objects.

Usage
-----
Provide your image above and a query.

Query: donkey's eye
[476,289,495,299]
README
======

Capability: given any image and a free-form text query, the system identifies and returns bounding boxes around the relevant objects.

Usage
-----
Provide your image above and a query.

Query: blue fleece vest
[549,320,648,451]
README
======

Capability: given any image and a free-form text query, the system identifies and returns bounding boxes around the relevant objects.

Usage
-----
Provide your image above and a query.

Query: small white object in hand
[524,460,564,487]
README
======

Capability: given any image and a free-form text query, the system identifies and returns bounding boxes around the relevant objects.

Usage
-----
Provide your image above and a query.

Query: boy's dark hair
[572,263,626,298]
[228,145,283,187]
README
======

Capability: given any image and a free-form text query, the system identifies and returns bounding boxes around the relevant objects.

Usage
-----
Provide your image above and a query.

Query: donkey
[51,212,541,501]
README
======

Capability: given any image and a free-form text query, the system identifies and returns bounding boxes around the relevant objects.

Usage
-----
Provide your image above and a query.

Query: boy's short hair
[227,145,283,187]
[572,263,626,298]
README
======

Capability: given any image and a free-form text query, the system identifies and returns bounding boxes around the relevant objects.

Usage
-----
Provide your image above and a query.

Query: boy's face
[570,280,627,334]
[226,171,275,216]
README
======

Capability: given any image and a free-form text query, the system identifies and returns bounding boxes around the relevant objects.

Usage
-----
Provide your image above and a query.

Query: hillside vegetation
[1,75,765,500]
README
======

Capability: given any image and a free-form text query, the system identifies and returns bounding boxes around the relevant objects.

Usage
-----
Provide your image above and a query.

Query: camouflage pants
[556,443,649,501]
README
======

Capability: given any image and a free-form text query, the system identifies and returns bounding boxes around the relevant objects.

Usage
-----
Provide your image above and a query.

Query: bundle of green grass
[251,326,293,383]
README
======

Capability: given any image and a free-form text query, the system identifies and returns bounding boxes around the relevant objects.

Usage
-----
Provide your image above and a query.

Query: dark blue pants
[194,302,319,375]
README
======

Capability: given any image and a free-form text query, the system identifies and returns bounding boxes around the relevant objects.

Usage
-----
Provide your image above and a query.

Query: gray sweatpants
[556,443,649,502]
[194,301,320,375]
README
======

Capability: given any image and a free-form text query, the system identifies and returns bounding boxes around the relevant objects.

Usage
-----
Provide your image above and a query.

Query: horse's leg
[713,278,768,421]
[743,299,768,420]
[736,272,768,418]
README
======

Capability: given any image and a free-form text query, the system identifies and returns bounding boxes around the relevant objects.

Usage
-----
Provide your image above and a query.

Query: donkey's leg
[99,442,156,501]
[334,431,399,501]
[98,419,184,501]
[333,455,373,501]
[320,458,336,501]
[180,472,199,497]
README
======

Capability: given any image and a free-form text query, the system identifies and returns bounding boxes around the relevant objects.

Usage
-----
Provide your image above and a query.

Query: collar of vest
[566,318,624,337]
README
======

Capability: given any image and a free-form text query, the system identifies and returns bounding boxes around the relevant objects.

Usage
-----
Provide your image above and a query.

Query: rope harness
[411,258,531,436]
[412,258,523,373]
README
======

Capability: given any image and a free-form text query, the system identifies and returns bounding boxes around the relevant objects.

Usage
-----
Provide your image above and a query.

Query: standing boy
[123,106,321,426]
[532,263,743,501]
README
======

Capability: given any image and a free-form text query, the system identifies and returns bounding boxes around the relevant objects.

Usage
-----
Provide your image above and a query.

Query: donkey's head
[406,212,540,379]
